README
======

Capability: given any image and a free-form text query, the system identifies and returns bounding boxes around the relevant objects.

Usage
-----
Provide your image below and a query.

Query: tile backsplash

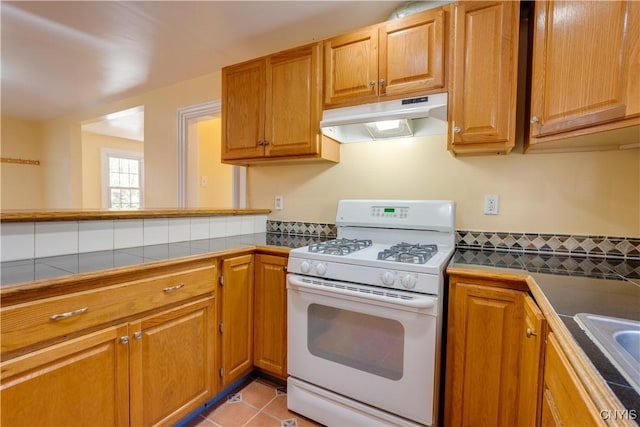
[0,215,267,262]
[267,220,640,260]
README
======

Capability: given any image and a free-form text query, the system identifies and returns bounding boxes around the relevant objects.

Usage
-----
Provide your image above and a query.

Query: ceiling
[2,0,413,128]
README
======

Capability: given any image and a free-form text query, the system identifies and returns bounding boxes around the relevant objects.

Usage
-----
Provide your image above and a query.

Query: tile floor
[183,377,323,427]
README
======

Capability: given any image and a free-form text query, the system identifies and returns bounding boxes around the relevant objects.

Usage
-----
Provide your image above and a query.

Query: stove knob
[381,271,395,286]
[300,261,311,274]
[400,273,417,289]
[315,262,327,276]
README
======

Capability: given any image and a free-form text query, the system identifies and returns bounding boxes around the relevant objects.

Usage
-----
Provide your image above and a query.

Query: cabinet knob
[530,116,540,124]
[453,126,461,134]
[369,81,376,88]
[526,328,537,338]
[263,140,270,146]
[379,79,386,86]
[121,336,130,344]
[134,331,143,340]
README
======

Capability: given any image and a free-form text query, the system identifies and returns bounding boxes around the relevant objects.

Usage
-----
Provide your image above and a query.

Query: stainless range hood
[320,92,448,143]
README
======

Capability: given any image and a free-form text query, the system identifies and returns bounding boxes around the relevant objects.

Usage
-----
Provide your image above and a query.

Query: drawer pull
[163,283,184,293]
[50,307,89,321]
[526,328,537,338]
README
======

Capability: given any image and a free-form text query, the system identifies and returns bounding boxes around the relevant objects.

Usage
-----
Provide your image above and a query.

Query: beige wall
[1,116,45,209]
[14,62,639,238]
[247,135,640,237]
[80,132,144,209]
[198,119,234,207]
[39,71,222,208]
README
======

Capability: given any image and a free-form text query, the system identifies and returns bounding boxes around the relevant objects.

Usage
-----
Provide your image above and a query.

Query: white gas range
[286,199,455,426]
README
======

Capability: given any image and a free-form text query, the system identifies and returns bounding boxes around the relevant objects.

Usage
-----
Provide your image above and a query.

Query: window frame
[101,148,144,209]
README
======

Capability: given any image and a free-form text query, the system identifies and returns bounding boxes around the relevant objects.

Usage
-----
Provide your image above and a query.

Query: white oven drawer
[287,274,440,426]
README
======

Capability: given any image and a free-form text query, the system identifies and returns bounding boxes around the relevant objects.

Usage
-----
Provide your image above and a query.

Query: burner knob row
[300,261,327,276]
[380,271,418,289]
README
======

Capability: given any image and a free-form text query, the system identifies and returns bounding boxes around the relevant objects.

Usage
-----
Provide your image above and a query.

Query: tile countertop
[0,233,327,287]
[449,249,640,420]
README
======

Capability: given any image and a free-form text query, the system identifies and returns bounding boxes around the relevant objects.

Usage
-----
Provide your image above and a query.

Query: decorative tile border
[267,221,640,260]
[267,220,337,238]
[455,231,640,260]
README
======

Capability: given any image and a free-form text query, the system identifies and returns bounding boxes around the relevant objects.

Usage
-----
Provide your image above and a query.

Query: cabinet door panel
[266,43,321,157]
[446,281,524,426]
[221,255,254,387]
[1,324,129,427]
[542,333,604,426]
[517,295,546,427]
[448,1,519,153]
[379,8,445,97]
[253,254,287,378]
[222,59,266,160]
[130,297,215,427]
[324,27,379,106]
[530,1,636,137]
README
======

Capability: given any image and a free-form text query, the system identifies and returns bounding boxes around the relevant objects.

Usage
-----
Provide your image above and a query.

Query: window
[102,150,143,209]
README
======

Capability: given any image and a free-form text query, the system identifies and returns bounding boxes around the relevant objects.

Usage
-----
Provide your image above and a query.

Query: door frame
[177,101,246,208]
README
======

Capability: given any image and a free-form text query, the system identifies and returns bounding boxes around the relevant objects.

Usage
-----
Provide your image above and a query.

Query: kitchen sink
[574,313,640,394]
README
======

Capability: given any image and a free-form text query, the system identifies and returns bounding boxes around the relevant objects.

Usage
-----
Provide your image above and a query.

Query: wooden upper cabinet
[379,8,445,98]
[448,1,520,155]
[527,1,640,151]
[222,58,266,161]
[222,42,338,164]
[265,44,322,158]
[324,7,446,108]
[324,27,379,106]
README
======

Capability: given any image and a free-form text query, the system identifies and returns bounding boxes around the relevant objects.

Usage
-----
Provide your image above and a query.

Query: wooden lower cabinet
[219,254,254,387]
[0,259,217,427]
[130,297,216,426]
[445,273,546,427]
[1,297,216,427]
[253,254,288,378]
[541,333,605,427]
[1,324,130,427]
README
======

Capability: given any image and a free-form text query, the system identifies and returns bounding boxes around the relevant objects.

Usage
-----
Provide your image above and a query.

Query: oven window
[307,304,404,380]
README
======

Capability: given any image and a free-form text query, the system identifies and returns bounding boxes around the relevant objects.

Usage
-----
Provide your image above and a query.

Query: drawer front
[1,264,216,354]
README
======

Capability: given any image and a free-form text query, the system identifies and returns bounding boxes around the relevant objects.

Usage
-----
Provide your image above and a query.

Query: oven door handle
[287,275,436,309]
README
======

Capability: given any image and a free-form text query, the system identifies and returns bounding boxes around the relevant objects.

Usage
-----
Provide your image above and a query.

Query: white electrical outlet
[484,194,499,215]
[200,176,208,187]
[275,195,284,210]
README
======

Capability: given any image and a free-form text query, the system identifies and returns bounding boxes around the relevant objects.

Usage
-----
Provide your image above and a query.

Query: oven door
[287,273,440,426]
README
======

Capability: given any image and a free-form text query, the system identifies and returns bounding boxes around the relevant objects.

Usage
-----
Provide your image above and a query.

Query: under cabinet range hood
[320,92,448,143]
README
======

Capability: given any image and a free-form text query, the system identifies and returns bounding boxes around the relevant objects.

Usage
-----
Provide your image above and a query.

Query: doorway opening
[81,106,144,209]
[177,101,245,208]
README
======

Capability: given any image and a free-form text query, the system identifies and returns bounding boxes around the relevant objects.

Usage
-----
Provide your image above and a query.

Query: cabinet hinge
[219,321,224,334]
[219,275,224,286]
[219,367,224,377]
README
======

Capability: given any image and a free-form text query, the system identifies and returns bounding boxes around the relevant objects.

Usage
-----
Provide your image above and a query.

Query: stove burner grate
[308,238,373,255]
[377,243,438,264]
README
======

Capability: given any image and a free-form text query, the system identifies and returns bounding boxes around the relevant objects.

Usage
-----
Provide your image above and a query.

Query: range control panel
[371,206,409,218]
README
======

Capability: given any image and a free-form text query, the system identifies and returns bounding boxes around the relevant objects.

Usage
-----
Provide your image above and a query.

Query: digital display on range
[384,208,395,213]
